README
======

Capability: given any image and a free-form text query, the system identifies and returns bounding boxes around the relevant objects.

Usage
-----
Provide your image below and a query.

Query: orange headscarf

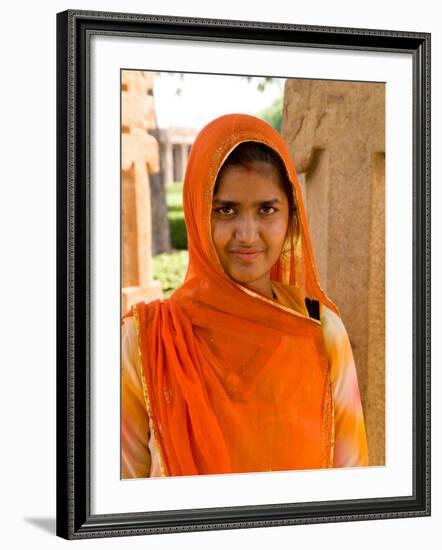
[124,113,339,476]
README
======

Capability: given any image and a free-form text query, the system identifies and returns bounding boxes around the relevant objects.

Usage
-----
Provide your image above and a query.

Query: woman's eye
[260,206,276,215]
[217,207,235,216]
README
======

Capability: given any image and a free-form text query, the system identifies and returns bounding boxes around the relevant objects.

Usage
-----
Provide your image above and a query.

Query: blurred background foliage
[152,181,188,296]
[165,181,188,250]
[153,249,189,298]
[257,96,283,133]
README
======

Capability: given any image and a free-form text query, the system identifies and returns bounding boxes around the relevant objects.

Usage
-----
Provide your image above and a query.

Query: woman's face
[211,162,290,298]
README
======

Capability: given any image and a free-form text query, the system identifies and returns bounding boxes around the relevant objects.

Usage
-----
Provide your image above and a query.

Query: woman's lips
[230,249,263,262]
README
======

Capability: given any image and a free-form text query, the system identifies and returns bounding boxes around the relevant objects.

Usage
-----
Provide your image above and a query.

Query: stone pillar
[179,143,188,180]
[366,152,385,466]
[164,141,174,185]
[282,79,385,466]
[121,70,163,314]
[173,144,181,182]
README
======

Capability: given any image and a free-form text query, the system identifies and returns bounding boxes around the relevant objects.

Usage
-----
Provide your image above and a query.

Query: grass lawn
[165,181,184,210]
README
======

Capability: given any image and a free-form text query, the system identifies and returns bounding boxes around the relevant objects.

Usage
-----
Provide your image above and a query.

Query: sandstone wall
[282,79,385,465]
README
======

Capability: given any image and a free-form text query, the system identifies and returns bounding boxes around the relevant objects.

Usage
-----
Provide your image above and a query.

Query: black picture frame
[56,9,431,540]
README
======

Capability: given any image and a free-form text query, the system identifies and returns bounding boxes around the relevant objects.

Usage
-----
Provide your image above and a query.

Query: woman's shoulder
[319,304,354,377]
[320,304,348,345]
[122,310,137,332]
[121,313,139,365]
[122,298,166,325]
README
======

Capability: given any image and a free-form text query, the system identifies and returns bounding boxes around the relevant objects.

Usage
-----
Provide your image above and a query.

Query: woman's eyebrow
[212,198,282,206]
[212,199,240,207]
[257,198,282,205]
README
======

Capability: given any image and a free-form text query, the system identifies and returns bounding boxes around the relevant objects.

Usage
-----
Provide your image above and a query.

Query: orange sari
[123,113,343,477]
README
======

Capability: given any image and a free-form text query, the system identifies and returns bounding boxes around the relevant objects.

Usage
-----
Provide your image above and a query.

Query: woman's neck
[243,279,275,300]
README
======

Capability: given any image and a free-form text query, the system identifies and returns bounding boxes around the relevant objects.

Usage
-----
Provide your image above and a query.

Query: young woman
[121,113,368,478]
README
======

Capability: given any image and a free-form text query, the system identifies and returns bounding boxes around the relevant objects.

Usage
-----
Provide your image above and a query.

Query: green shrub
[152,183,188,297]
[166,182,187,249]
[169,214,187,249]
[153,250,189,298]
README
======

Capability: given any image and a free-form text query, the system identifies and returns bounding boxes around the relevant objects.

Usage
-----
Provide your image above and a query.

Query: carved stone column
[179,143,188,181]
[121,70,163,314]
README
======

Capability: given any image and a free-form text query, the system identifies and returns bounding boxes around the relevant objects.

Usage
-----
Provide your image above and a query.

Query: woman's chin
[227,269,267,288]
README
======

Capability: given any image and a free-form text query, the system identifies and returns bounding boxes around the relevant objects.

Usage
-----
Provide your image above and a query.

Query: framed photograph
[56,9,430,540]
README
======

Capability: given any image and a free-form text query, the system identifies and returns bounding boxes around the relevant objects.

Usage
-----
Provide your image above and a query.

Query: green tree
[257,96,283,133]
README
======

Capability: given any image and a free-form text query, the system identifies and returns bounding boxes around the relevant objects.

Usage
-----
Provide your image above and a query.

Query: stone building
[282,79,385,466]
[151,127,199,187]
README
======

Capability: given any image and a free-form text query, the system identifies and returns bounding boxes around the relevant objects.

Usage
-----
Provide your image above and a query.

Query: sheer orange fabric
[123,113,341,476]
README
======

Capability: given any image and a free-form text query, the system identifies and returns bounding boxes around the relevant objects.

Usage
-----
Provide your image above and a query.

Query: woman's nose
[234,214,258,243]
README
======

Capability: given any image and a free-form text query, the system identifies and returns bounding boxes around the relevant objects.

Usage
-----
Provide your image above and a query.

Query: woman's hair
[214,141,299,243]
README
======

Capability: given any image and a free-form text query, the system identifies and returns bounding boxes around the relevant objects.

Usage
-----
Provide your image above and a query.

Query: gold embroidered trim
[320,361,333,468]
[329,388,335,468]
[239,282,321,326]
[318,303,335,468]
[132,304,168,477]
